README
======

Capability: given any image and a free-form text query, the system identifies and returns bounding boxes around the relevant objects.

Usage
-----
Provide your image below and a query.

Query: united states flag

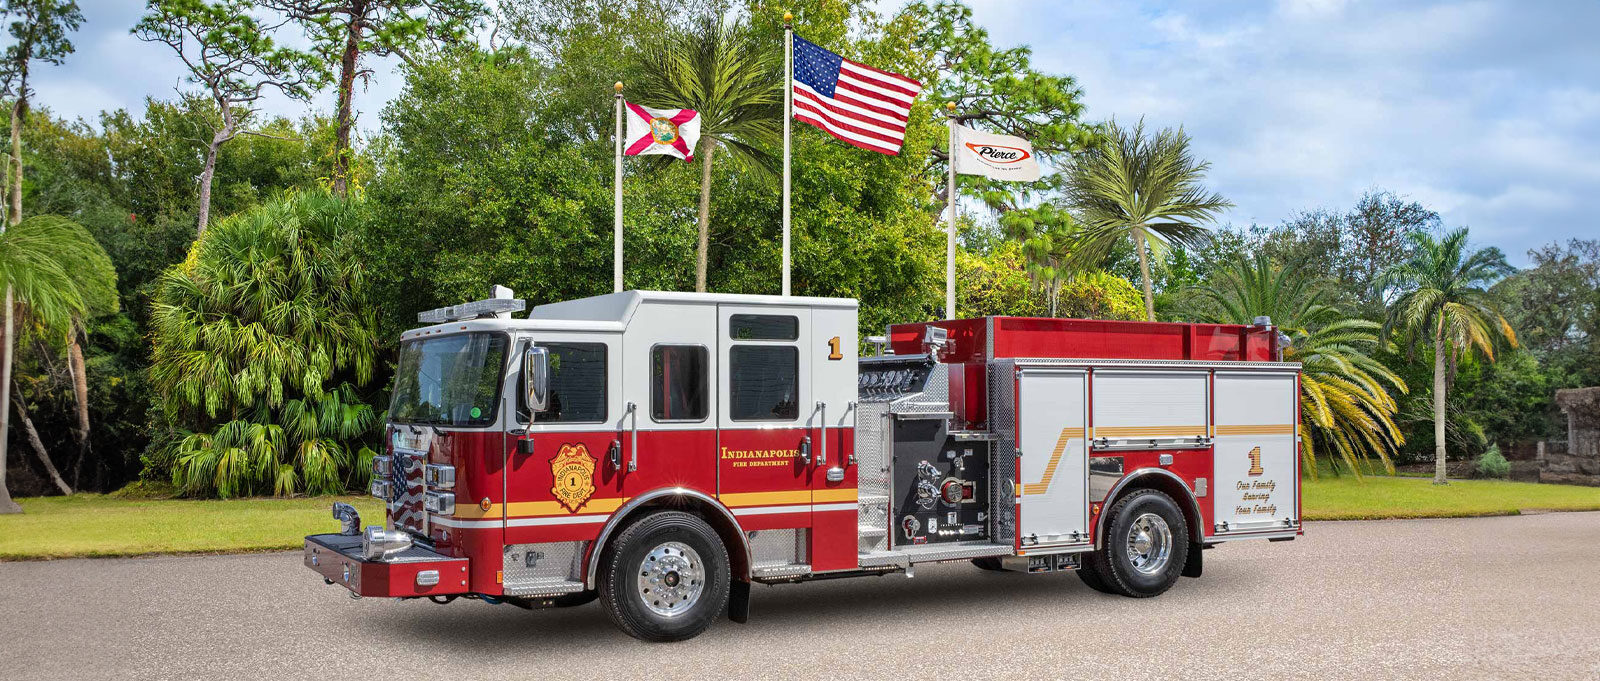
[792,34,922,156]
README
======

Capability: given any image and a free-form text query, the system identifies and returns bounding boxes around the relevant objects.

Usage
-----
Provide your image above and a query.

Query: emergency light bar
[417,297,526,323]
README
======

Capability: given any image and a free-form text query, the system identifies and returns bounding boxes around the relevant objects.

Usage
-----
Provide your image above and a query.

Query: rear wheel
[1085,488,1189,598]
[1075,557,1117,594]
[598,511,729,642]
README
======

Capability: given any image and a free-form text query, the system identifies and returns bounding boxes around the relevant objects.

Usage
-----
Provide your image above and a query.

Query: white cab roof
[402,290,857,340]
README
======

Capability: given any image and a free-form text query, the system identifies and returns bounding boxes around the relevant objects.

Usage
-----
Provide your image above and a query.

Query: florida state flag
[623,101,702,161]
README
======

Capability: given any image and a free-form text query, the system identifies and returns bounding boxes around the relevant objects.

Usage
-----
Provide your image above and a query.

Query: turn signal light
[424,464,456,489]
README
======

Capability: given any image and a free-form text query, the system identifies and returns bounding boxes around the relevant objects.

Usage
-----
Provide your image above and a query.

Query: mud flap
[728,579,751,623]
[1182,542,1203,578]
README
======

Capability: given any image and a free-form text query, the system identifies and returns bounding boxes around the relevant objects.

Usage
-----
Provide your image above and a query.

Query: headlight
[362,526,413,561]
[424,491,456,515]
[372,456,392,477]
[424,464,455,489]
[369,479,393,500]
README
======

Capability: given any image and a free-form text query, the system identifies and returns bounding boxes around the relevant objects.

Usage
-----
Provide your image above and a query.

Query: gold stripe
[718,490,812,507]
[813,488,859,503]
[1021,427,1085,496]
[1215,424,1295,436]
[1094,425,1207,438]
[455,496,630,520]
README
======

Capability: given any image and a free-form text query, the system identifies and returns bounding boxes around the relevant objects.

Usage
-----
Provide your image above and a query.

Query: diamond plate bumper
[304,534,470,598]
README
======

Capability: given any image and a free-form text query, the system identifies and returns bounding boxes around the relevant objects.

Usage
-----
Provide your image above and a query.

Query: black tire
[1085,488,1189,598]
[1075,557,1118,594]
[598,511,730,642]
[971,557,1006,571]
[549,590,598,608]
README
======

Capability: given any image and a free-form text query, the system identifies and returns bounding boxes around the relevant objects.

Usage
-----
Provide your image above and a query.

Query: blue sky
[31,0,1600,266]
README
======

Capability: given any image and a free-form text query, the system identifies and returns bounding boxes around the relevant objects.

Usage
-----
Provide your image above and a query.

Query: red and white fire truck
[305,288,1301,641]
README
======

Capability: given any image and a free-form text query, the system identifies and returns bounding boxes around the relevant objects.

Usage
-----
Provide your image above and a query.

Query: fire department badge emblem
[550,444,597,513]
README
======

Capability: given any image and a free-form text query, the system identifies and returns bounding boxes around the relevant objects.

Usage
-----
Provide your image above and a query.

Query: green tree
[1191,251,1406,476]
[1380,228,1517,485]
[134,0,321,234]
[1,0,81,224]
[632,15,780,292]
[149,191,378,497]
[1067,118,1231,321]
[0,214,110,511]
[266,0,484,195]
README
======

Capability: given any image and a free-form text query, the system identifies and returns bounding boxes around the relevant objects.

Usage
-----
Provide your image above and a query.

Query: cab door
[715,305,813,570]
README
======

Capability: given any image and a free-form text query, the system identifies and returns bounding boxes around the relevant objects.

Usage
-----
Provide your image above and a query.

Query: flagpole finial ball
[946,101,957,111]
[614,81,624,93]
[784,11,792,23]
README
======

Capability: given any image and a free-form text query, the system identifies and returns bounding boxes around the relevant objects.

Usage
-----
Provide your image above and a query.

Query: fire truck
[304,288,1302,642]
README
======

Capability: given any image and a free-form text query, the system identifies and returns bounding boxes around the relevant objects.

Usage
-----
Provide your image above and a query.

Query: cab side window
[652,345,708,421]
[522,342,608,423]
[729,345,798,421]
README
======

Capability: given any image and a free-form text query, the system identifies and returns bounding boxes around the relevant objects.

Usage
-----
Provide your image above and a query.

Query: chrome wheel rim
[636,541,704,617]
[1125,513,1173,575]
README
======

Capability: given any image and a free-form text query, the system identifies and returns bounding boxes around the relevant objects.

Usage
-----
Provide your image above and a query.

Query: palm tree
[149,190,379,498]
[1380,228,1516,485]
[1192,251,1407,476]
[632,15,781,292]
[0,215,111,512]
[1067,118,1231,321]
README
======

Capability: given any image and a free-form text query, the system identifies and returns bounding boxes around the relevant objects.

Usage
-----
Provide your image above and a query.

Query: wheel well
[1098,471,1204,546]
[587,493,750,587]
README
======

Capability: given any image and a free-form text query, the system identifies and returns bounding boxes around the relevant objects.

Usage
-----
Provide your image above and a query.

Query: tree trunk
[68,333,90,489]
[12,386,71,495]
[8,67,27,228]
[0,286,17,513]
[331,4,366,197]
[197,134,223,236]
[1432,327,1448,485]
[1135,228,1156,321]
[694,138,716,293]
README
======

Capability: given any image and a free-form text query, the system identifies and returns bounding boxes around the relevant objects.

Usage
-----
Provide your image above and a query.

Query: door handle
[625,402,639,472]
[815,401,827,469]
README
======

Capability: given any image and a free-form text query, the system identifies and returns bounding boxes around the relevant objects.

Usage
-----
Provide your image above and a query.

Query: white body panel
[1016,369,1089,546]
[1212,371,1299,533]
[1091,370,1209,442]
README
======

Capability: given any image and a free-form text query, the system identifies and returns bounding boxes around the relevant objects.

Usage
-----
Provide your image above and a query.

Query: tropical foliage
[1067,118,1232,321]
[1189,251,1406,476]
[631,15,781,292]
[1380,229,1518,484]
[149,191,378,497]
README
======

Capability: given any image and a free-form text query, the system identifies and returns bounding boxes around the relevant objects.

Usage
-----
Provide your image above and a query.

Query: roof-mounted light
[418,286,525,323]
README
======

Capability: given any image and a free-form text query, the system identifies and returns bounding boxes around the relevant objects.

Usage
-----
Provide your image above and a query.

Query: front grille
[389,447,428,535]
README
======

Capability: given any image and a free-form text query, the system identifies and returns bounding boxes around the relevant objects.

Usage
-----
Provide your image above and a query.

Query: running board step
[857,543,1012,568]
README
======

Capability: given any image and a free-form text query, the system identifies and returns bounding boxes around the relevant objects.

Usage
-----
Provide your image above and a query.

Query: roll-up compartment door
[1091,370,1209,447]
[1213,371,1298,534]
[1016,369,1088,546]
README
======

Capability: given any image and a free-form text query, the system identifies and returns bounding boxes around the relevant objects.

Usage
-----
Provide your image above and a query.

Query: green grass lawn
[1303,475,1600,520]
[0,494,384,560]
[4,477,1600,560]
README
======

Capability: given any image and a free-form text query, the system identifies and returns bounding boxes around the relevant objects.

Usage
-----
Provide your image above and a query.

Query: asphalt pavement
[3,512,1599,681]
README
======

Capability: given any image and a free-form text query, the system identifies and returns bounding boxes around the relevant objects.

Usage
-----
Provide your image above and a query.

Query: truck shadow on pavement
[382,565,1238,650]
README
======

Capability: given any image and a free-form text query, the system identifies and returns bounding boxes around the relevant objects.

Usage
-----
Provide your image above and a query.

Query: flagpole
[614,81,624,293]
[781,11,793,297]
[945,101,957,320]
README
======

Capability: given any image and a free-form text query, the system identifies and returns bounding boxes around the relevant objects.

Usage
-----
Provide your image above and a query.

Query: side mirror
[523,346,550,414]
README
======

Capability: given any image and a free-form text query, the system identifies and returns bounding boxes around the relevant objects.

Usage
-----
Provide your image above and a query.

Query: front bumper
[304,534,470,598]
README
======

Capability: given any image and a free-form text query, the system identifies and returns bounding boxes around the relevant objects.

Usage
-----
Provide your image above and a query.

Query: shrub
[1474,444,1510,479]
[148,191,379,497]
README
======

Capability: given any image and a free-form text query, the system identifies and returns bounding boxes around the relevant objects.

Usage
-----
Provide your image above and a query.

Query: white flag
[954,125,1041,181]
[623,101,702,162]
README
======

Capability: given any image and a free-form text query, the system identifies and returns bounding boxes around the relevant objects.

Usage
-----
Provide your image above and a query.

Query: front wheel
[598,511,730,642]
[1085,488,1189,598]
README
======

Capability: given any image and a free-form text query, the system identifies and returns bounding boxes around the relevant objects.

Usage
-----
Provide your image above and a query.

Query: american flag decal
[792,34,922,156]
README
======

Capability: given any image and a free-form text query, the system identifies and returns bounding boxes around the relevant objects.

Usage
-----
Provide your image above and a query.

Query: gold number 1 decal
[1247,446,1264,476]
[827,336,843,360]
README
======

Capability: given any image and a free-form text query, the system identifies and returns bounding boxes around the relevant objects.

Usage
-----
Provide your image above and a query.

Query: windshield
[389,332,508,426]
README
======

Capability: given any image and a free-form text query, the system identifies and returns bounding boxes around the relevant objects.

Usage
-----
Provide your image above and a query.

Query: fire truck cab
[305,288,1302,642]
